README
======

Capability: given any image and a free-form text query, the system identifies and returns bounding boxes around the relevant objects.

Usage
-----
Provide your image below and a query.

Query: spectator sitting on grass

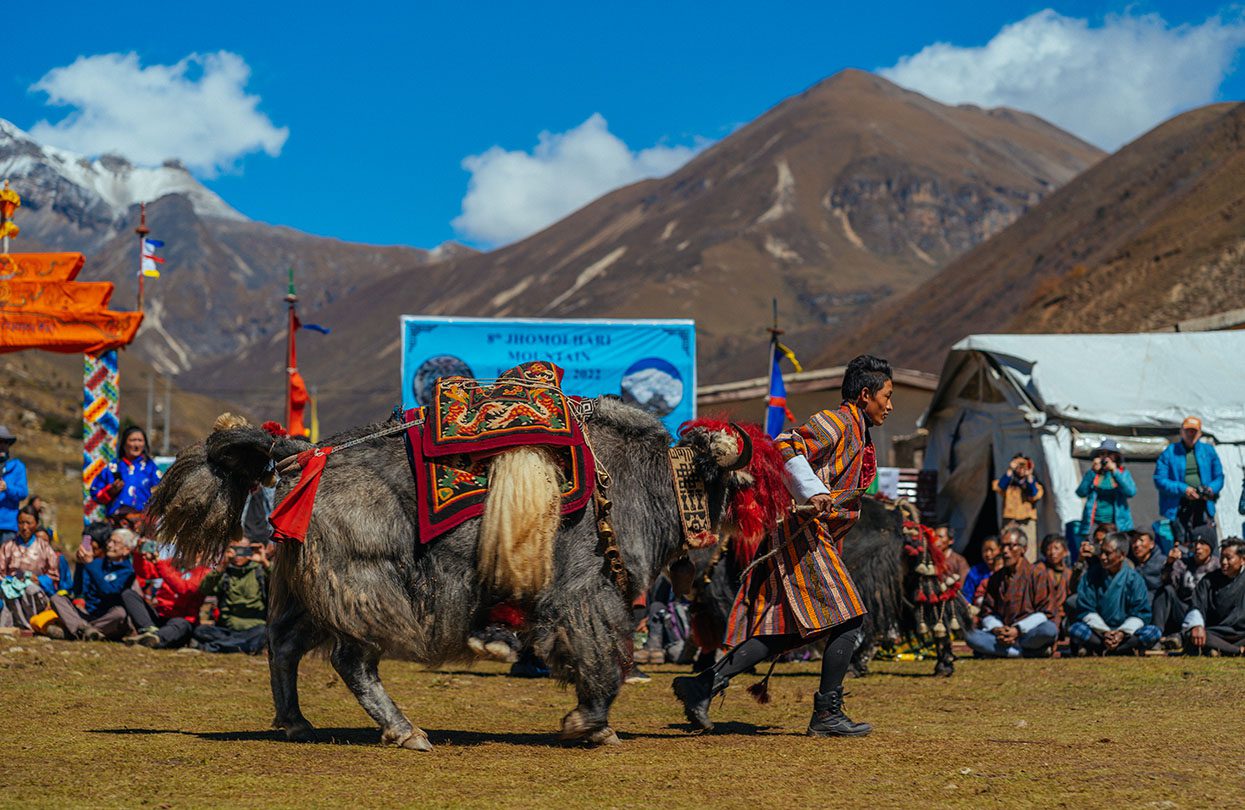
[0,506,57,629]
[1153,526,1219,647]
[965,528,1058,658]
[193,542,268,654]
[934,525,970,585]
[1033,535,1072,632]
[1129,529,1165,596]
[1069,532,1160,656]
[48,528,137,641]
[1183,538,1245,656]
[122,542,210,649]
[963,536,1002,606]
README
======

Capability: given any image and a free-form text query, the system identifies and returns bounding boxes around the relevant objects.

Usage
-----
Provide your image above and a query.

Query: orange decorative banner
[0,308,142,355]
[0,252,85,282]
[0,280,115,311]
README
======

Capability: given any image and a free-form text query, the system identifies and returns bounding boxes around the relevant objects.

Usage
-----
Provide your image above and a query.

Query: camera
[1197,486,1218,502]
[140,540,157,555]
[230,545,253,557]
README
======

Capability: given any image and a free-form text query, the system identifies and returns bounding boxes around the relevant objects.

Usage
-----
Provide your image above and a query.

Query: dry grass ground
[1,636,1241,808]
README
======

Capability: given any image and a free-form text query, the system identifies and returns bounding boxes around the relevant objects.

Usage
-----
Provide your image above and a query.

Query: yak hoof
[559,709,617,746]
[275,718,317,742]
[584,726,621,747]
[386,728,433,752]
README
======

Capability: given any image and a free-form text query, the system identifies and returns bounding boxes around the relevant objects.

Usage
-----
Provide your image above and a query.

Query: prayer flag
[765,341,801,438]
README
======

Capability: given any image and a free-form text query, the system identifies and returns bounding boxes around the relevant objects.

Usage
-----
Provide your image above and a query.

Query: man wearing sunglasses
[1069,532,1161,655]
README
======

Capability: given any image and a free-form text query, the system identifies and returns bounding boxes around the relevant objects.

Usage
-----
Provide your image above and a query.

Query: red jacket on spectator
[132,552,209,623]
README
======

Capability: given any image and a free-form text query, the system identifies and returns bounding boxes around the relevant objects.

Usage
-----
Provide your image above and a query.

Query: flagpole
[765,298,781,424]
[135,203,150,312]
[285,267,297,430]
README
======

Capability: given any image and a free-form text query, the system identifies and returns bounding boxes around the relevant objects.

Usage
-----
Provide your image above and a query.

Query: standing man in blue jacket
[0,426,28,544]
[1155,416,1224,538]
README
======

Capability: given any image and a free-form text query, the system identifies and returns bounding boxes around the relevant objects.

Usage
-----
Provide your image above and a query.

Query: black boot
[807,687,872,737]
[672,670,728,732]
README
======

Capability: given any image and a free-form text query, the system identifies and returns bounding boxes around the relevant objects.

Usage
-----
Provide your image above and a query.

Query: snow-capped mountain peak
[0,118,245,251]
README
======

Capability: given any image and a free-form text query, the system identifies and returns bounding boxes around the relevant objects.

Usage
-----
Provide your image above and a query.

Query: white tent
[920,333,1245,550]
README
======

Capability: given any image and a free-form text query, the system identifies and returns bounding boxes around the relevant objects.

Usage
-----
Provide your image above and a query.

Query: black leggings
[713,615,864,694]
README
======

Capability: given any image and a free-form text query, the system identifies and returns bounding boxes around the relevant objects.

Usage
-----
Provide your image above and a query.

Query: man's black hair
[1221,538,1245,558]
[841,354,893,401]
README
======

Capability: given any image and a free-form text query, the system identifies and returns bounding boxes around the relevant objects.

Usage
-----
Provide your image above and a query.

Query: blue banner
[401,316,696,434]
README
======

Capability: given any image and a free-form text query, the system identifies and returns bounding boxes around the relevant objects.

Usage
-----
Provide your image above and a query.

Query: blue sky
[7,1,1245,250]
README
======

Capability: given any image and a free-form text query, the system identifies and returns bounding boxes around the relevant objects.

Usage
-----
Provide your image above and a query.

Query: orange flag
[288,369,310,437]
[0,279,116,311]
[0,252,85,282]
[0,308,142,355]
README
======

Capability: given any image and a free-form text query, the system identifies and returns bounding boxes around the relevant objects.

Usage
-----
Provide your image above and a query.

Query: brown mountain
[201,70,1101,429]
[87,195,437,375]
[815,101,1245,372]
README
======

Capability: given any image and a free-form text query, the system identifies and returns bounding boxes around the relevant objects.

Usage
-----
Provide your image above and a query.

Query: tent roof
[927,333,1245,443]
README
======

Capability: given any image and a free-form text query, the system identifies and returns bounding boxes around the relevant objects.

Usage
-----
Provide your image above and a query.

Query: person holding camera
[1182,537,1245,656]
[993,454,1044,560]
[0,426,29,545]
[193,542,268,654]
[1154,416,1224,539]
[122,541,210,649]
[1076,440,1137,544]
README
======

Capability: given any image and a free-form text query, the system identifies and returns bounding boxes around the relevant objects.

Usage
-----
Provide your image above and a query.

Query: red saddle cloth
[270,361,596,544]
[406,361,595,543]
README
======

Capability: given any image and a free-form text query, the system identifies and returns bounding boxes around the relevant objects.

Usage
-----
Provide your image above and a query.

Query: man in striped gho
[673,354,893,738]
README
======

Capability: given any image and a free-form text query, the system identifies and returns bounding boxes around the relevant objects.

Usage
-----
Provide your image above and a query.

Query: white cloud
[29,51,288,176]
[878,10,1245,150]
[453,113,706,246]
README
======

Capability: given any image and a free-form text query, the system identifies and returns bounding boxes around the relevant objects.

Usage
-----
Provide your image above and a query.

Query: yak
[147,398,769,751]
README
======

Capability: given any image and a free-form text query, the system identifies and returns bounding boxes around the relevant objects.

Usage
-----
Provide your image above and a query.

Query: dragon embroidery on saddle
[405,360,595,544]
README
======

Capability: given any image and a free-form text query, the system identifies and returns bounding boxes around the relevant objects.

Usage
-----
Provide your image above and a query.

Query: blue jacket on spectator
[1075,468,1137,532]
[79,557,135,617]
[89,456,161,517]
[1076,562,1152,628]
[1154,440,1224,522]
[0,457,29,532]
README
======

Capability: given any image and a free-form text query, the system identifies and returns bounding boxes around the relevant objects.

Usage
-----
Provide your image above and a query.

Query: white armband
[980,615,1003,631]
[783,455,830,503]
[1118,617,1144,635]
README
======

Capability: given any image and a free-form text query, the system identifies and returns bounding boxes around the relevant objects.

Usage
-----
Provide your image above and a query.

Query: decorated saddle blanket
[404,361,595,543]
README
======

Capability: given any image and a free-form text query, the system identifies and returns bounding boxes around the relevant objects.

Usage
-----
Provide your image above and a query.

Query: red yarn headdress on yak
[676,417,788,566]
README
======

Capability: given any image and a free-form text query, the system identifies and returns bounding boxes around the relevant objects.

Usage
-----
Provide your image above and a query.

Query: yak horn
[722,423,753,471]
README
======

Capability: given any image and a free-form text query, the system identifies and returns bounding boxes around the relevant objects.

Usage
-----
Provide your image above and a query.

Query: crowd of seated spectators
[0,424,271,654]
[953,417,1244,659]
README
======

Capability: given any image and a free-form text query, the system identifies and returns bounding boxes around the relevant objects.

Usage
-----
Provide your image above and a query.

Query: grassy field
[0,633,1239,808]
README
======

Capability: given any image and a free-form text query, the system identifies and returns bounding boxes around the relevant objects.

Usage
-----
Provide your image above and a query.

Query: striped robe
[726,402,873,644]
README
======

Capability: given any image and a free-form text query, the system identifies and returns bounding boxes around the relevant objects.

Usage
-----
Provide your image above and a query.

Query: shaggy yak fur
[693,496,970,677]
[146,397,752,751]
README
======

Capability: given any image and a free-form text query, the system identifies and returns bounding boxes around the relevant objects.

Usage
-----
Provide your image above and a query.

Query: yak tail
[146,425,294,564]
[477,446,561,598]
